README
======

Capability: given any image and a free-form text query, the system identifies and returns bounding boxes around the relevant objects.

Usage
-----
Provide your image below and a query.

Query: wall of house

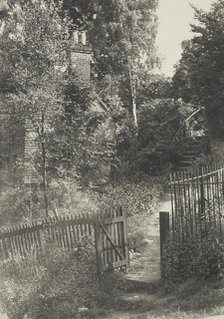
[0,111,25,190]
[24,120,39,184]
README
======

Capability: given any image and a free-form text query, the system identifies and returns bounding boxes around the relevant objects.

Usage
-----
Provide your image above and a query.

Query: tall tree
[0,0,69,216]
[87,0,159,127]
[172,1,224,137]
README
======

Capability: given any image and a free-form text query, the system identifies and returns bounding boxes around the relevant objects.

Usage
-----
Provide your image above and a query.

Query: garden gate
[95,206,129,274]
[0,206,129,275]
[169,163,224,243]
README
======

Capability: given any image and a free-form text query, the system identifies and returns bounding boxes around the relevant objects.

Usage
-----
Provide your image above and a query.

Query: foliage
[124,99,195,174]
[162,230,224,289]
[49,80,122,188]
[0,0,71,216]
[137,74,173,104]
[172,1,224,137]
[98,175,162,251]
[62,0,96,28]
[87,0,159,126]
[98,175,161,216]
[1,0,166,189]
[0,185,39,225]
[209,139,224,163]
[0,0,69,93]
[48,173,100,215]
[89,0,158,78]
[0,237,120,319]
[0,172,101,226]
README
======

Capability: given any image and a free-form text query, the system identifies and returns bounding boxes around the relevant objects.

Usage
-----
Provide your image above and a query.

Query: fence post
[159,212,169,260]
[122,207,130,268]
[94,215,103,278]
[199,165,206,240]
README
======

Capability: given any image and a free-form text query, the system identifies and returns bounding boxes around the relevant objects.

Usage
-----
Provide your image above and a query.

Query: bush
[162,230,224,288]
[0,174,100,226]
[0,237,119,319]
[131,99,195,174]
[98,175,162,252]
[48,175,99,215]
[0,185,44,226]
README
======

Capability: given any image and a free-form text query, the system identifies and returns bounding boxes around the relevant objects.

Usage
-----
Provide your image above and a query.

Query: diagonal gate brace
[100,223,124,260]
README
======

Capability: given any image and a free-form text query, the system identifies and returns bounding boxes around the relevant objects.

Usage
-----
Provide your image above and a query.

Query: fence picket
[170,163,224,243]
[109,208,114,264]
[0,207,128,274]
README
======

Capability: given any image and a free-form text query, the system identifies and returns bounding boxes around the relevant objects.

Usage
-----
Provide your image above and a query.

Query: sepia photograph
[0,0,224,318]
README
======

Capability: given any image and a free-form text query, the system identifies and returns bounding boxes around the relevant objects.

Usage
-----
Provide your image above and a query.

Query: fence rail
[0,206,129,274]
[170,162,224,242]
[0,214,94,259]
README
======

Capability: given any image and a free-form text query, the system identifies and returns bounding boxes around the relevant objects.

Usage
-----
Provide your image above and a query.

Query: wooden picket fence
[0,206,129,274]
[170,162,224,242]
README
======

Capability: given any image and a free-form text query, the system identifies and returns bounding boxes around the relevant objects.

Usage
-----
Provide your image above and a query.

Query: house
[0,5,114,191]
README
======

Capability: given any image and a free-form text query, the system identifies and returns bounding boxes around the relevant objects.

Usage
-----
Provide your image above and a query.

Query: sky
[156,0,214,76]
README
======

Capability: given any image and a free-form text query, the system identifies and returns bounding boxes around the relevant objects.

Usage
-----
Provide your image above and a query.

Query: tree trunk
[40,113,49,218]
[127,66,138,128]
[131,91,138,128]
[41,140,49,218]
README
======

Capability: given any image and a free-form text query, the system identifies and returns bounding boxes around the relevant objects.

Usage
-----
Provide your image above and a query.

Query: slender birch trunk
[41,113,49,218]
[127,65,138,128]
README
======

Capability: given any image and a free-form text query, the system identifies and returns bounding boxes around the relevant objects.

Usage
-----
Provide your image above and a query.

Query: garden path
[101,194,224,319]
[125,193,171,284]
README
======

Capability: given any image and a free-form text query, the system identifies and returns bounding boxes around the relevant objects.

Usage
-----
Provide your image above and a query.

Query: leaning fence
[0,206,129,274]
[170,162,224,242]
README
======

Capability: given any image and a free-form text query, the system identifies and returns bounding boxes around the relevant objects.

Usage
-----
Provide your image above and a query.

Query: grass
[98,278,224,319]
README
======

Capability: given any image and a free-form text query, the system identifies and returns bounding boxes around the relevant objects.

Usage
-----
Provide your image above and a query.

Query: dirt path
[101,195,224,318]
[100,194,173,319]
[125,193,171,284]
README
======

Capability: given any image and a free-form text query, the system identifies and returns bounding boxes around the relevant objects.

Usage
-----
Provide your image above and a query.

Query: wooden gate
[0,206,129,274]
[94,206,129,274]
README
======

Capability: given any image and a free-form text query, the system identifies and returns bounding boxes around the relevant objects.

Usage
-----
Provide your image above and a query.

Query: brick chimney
[70,30,91,82]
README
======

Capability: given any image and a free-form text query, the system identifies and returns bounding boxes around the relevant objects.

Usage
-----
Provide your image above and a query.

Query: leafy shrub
[130,99,195,174]
[0,237,119,319]
[0,185,44,226]
[209,138,224,163]
[0,174,100,226]
[48,174,99,215]
[100,176,161,216]
[162,230,224,288]
[98,176,162,252]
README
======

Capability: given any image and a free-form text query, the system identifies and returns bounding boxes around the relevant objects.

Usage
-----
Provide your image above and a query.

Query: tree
[48,76,131,187]
[172,1,224,137]
[52,0,160,180]
[87,0,159,128]
[0,0,70,216]
[130,98,194,174]
[62,0,96,28]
